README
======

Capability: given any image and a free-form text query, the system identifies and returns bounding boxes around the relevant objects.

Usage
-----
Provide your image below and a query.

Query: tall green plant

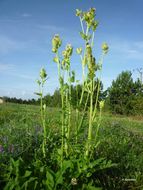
[52,8,109,161]
[35,68,47,157]
[52,36,75,163]
[75,8,109,157]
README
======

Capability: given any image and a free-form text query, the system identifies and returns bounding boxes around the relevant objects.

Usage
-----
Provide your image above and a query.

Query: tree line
[2,70,143,115]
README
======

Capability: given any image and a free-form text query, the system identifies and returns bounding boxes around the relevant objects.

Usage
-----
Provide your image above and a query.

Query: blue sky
[0,0,143,99]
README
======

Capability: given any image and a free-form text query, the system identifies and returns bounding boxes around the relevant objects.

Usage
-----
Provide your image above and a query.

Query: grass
[1,103,143,189]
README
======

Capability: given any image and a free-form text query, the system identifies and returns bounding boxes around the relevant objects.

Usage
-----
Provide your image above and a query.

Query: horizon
[0,0,143,99]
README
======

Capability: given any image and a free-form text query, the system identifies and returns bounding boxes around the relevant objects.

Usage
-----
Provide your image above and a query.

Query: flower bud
[92,20,98,31]
[36,79,41,85]
[76,9,82,17]
[99,100,105,109]
[43,104,46,110]
[53,56,59,63]
[86,43,92,56]
[40,68,47,79]
[76,47,82,54]
[71,178,77,185]
[52,34,62,53]
[82,56,87,66]
[66,44,73,57]
[102,43,109,54]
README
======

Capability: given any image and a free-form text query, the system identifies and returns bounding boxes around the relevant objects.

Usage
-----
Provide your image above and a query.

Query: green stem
[56,52,64,166]
[91,32,95,47]
[64,87,68,156]
[76,92,89,143]
[95,106,102,142]
[75,84,79,143]
[80,16,84,33]
[67,70,71,141]
[79,25,90,106]
[92,54,104,121]
[78,92,89,132]
[86,80,93,157]
[40,82,46,158]
[89,81,93,139]
[61,89,64,164]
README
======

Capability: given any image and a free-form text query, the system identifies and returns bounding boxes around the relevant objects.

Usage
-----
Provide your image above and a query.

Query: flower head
[40,68,47,79]
[65,44,73,57]
[76,47,82,55]
[86,43,92,57]
[99,100,105,109]
[102,43,109,54]
[76,9,82,17]
[71,178,77,185]
[52,34,62,53]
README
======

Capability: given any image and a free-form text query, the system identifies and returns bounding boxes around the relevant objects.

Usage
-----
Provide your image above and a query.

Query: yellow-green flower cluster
[40,68,47,79]
[76,8,98,31]
[102,43,109,54]
[99,100,105,110]
[62,44,73,66]
[52,34,62,53]
[86,43,97,79]
[76,47,82,55]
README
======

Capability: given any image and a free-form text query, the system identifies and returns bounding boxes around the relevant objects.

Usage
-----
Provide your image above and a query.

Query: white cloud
[0,19,19,23]
[0,36,17,53]
[36,24,65,32]
[0,63,35,80]
[21,13,32,18]
[0,35,49,54]
[134,41,143,49]
[0,87,36,99]
[0,35,27,54]
[110,39,143,61]
[13,73,35,80]
[0,63,15,72]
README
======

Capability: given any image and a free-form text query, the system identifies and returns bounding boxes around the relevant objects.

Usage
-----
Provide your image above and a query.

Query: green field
[0,103,143,189]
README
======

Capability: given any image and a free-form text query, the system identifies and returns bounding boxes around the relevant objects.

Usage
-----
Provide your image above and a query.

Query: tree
[51,89,61,107]
[130,78,143,115]
[108,71,136,115]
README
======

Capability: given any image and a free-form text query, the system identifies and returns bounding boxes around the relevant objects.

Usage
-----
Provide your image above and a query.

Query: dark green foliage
[62,80,106,110]
[95,120,143,189]
[108,71,143,115]
[3,96,38,105]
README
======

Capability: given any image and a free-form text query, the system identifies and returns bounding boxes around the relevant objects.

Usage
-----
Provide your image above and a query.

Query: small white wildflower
[71,178,77,185]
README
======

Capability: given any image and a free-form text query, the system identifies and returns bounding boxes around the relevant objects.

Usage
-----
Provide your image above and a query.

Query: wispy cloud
[134,41,143,49]
[0,62,35,80]
[0,18,21,23]
[0,63,15,72]
[0,35,27,54]
[36,24,65,32]
[21,13,32,18]
[0,87,36,99]
[13,73,35,80]
[110,39,143,61]
[0,35,46,54]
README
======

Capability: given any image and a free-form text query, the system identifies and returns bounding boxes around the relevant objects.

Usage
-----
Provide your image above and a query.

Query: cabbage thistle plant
[51,7,109,162]
[35,68,48,157]
[35,8,109,188]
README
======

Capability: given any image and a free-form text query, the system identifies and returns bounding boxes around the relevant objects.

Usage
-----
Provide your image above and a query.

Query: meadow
[0,102,143,189]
